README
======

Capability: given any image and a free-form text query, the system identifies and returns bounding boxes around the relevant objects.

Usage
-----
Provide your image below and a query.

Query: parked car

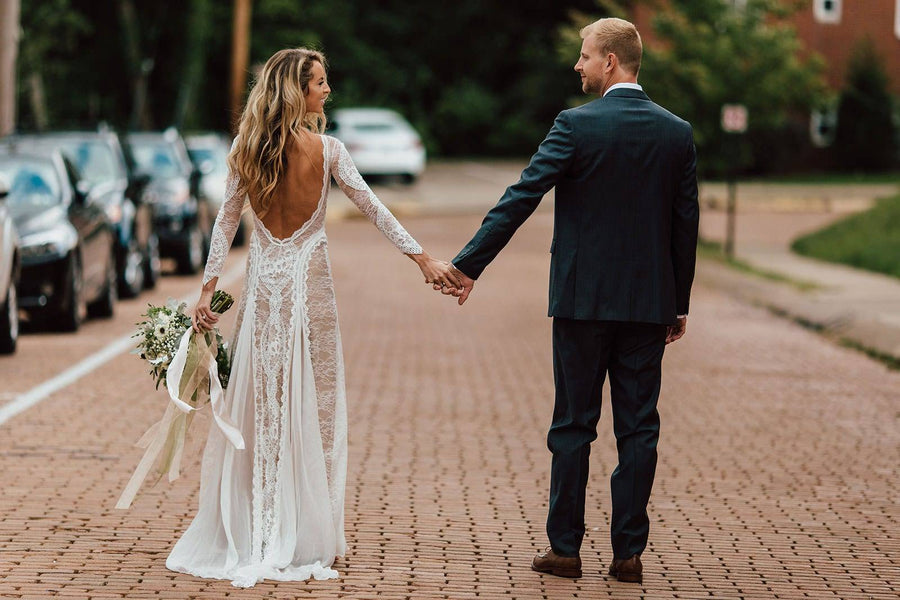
[0,175,20,353]
[2,130,159,296]
[126,129,213,274]
[0,149,117,331]
[185,132,247,245]
[328,108,426,183]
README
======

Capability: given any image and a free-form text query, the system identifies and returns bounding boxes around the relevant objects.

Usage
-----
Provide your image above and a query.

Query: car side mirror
[74,180,92,205]
[189,168,202,196]
[127,172,151,201]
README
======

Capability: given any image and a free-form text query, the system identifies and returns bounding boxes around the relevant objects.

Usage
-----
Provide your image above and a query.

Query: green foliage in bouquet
[133,290,235,390]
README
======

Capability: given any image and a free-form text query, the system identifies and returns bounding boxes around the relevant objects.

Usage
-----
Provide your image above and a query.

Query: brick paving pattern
[0,213,898,599]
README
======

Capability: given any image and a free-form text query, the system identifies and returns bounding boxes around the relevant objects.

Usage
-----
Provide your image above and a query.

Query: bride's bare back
[250,132,325,239]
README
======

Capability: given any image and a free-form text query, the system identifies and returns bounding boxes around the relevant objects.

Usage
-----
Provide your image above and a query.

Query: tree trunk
[229,0,252,133]
[0,0,20,136]
[174,0,211,130]
[118,0,154,130]
[27,72,48,131]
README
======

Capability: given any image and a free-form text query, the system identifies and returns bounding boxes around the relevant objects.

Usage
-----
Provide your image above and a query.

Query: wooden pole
[0,0,20,136]
[229,0,252,133]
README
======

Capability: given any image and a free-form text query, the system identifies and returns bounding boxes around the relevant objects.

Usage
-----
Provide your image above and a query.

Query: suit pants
[547,318,666,559]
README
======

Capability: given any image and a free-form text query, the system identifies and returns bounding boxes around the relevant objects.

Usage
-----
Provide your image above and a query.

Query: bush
[832,39,898,172]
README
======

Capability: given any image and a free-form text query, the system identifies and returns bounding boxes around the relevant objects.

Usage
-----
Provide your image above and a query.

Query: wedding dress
[165,134,421,588]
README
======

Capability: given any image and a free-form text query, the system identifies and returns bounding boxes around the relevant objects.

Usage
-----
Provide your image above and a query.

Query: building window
[813,0,841,24]
[810,108,837,148]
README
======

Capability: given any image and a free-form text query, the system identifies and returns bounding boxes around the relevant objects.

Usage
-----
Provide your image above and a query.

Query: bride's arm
[193,166,245,332]
[328,137,460,289]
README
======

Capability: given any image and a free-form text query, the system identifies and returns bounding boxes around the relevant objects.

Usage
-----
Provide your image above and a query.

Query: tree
[832,39,897,172]
[0,0,20,136]
[559,0,826,176]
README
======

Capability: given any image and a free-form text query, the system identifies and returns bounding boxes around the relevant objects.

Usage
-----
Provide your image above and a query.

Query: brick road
[0,212,898,599]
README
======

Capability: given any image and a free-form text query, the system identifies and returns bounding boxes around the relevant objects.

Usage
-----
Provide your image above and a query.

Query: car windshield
[351,122,399,132]
[187,147,227,176]
[0,159,61,211]
[130,141,184,178]
[52,139,119,185]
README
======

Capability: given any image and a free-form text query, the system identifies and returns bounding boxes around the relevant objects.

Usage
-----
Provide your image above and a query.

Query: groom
[440,18,698,582]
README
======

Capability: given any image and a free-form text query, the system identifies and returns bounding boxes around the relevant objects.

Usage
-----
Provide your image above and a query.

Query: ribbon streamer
[116,329,245,509]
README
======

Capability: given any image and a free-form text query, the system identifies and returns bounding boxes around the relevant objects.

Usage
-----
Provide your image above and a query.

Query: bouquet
[116,290,245,509]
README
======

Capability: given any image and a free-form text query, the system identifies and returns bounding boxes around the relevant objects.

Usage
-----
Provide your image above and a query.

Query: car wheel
[143,232,161,289]
[56,255,86,332]
[118,236,145,298]
[177,226,204,275]
[0,279,18,354]
[89,249,117,318]
[401,173,417,185]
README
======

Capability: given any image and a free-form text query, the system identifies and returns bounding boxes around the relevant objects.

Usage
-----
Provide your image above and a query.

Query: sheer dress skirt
[165,225,348,588]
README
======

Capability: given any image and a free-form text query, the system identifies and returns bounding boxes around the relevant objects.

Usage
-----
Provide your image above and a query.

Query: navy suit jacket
[452,88,699,325]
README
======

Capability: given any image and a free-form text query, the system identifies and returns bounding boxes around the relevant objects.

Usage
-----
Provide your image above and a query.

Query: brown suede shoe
[531,546,582,578]
[607,554,643,583]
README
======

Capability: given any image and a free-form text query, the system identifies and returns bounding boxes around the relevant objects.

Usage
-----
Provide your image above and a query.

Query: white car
[329,108,425,183]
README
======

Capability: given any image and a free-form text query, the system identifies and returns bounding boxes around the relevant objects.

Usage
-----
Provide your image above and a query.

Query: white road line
[0,263,245,427]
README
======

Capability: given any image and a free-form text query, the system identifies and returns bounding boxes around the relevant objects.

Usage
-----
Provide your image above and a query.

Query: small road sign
[721,104,748,133]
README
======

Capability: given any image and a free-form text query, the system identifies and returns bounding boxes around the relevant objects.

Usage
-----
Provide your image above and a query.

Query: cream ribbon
[116,329,245,509]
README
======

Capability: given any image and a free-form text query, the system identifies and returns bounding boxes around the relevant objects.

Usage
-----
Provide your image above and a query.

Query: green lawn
[791,194,900,279]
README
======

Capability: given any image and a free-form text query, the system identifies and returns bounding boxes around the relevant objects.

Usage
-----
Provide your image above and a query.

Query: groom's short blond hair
[580,18,642,76]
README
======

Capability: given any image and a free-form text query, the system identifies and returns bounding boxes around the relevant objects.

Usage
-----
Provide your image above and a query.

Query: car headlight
[20,229,74,260]
[104,202,123,224]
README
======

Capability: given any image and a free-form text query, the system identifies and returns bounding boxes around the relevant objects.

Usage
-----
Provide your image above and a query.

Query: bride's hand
[191,286,219,333]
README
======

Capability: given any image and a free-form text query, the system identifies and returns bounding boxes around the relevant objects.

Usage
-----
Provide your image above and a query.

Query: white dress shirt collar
[603,82,644,96]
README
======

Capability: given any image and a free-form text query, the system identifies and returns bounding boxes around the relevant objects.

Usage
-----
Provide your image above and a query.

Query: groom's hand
[433,265,475,305]
[666,317,687,344]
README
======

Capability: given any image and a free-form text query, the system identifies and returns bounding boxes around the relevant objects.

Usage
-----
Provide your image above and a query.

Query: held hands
[409,253,475,305]
[432,264,474,305]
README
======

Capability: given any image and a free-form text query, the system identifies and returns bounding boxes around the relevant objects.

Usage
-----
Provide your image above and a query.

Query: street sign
[721,104,748,133]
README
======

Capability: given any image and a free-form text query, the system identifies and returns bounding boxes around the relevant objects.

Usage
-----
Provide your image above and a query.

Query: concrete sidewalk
[342,169,900,361]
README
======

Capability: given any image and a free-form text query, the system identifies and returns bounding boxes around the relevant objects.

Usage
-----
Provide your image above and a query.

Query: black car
[126,129,213,275]
[0,149,117,331]
[0,175,20,353]
[2,130,160,297]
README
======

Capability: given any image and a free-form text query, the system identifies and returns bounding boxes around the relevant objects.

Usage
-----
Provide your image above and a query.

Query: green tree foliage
[13,0,598,156]
[559,0,826,176]
[832,39,898,172]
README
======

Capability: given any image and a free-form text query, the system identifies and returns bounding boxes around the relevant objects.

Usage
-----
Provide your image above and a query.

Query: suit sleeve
[452,111,576,280]
[672,126,699,316]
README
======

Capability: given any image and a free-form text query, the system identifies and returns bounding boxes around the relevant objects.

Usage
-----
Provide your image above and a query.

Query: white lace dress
[165,135,421,588]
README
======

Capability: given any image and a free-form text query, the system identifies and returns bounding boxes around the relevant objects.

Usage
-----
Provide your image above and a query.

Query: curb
[697,259,900,364]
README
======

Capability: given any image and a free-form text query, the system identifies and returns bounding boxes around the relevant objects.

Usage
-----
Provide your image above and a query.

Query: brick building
[795,0,900,95]
[631,0,900,152]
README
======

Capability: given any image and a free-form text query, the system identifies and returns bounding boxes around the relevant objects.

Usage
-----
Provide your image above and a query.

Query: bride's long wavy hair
[228,48,327,215]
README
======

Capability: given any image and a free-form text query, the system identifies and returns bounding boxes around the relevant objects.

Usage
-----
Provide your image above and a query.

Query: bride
[168,47,459,588]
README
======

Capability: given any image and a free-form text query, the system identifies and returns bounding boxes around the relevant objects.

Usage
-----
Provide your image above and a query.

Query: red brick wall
[629,1,900,95]
[793,0,900,94]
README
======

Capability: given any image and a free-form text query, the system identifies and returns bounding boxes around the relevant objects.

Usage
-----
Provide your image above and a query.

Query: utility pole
[721,104,748,260]
[229,0,252,133]
[0,0,20,136]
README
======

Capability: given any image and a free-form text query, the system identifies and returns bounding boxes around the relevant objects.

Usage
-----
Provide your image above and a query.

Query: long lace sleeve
[329,138,422,254]
[202,171,245,285]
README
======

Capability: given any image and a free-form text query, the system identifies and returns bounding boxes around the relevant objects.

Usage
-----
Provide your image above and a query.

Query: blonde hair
[580,18,642,76]
[228,48,327,214]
